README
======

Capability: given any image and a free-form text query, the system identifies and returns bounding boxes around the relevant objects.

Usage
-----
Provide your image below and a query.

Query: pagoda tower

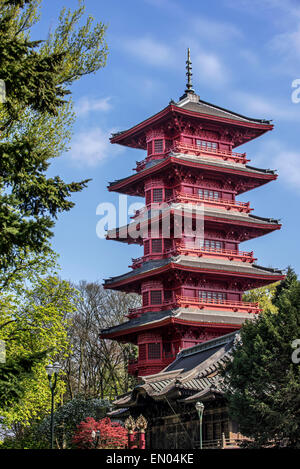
[101,50,284,377]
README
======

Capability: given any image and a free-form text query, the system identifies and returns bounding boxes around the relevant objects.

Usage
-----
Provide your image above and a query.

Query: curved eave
[110,105,273,149]
[100,315,240,340]
[104,261,284,290]
[106,210,282,245]
[108,156,277,195]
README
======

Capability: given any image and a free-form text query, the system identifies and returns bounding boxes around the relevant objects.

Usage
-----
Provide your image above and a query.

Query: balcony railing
[130,246,256,269]
[172,142,249,164]
[127,300,175,319]
[194,437,248,449]
[127,296,260,317]
[131,193,252,218]
[177,296,261,314]
[134,143,249,172]
[177,192,252,213]
[178,246,256,263]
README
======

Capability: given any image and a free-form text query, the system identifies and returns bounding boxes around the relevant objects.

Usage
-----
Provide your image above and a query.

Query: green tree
[63,282,139,401]
[0,0,107,279]
[243,282,279,314]
[222,268,300,448]
[0,270,78,432]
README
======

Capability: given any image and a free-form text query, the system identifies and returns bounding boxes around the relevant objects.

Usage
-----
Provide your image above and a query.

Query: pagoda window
[204,239,223,251]
[144,240,150,255]
[153,188,163,202]
[148,343,161,360]
[154,139,164,154]
[196,139,218,150]
[198,189,220,200]
[152,238,163,253]
[199,291,226,301]
[150,290,162,305]
[139,344,147,361]
[142,291,149,306]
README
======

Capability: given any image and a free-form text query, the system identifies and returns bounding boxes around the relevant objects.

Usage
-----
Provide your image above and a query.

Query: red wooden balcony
[172,142,249,164]
[130,246,256,270]
[127,296,260,318]
[176,192,252,213]
[134,143,249,172]
[178,246,256,263]
[127,301,175,319]
[177,296,261,314]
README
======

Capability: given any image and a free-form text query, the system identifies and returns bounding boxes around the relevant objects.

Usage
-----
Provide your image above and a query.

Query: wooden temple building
[101,50,284,448]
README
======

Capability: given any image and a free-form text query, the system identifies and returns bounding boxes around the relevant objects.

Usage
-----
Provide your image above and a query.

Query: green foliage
[0,0,107,277]
[36,397,110,449]
[243,282,279,314]
[0,351,48,410]
[0,267,79,427]
[0,397,110,449]
[222,268,300,448]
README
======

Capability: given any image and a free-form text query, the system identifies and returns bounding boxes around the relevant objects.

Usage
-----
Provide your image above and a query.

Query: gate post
[136,414,148,450]
[124,416,136,449]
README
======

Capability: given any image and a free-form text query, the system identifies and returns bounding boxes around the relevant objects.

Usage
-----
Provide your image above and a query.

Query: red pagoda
[101,49,284,377]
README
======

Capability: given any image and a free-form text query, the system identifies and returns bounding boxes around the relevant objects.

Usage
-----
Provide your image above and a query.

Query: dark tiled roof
[101,308,174,336]
[104,256,283,287]
[176,96,271,125]
[166,343,224,372]
[108,155,276,190]
[101,306,252,338]
[113,332,237,406]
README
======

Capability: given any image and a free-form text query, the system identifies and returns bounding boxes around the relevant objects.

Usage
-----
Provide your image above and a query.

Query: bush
[72,417,127,449]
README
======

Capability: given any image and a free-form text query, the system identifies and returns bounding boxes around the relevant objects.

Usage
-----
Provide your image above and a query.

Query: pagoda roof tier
[106,204,281,245]
[108,153,277,196]
[100,308,247,341]
[110,93,273,149]
[104,255,284,292]
[112,332,237,406]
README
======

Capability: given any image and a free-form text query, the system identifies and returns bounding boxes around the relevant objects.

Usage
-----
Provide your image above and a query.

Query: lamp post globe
[46,362,60,449]
[195,401,204,450]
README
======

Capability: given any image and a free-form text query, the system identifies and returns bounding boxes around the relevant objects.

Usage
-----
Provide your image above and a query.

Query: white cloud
[193,50,230,86]
[120,34,230,88]
[191,17,242,43]
[69,127,122,167]
[121,37,176,67]
[74,96,112,116]
[270,25,300,62]
[231,91,300,121]
[255,140,300,193]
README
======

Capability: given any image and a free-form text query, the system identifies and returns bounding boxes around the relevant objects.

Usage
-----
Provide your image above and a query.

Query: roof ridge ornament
[185,48,194,94]
[178,48,199,102]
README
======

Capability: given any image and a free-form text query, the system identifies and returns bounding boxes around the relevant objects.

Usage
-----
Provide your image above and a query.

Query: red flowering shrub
[72,417,127,449]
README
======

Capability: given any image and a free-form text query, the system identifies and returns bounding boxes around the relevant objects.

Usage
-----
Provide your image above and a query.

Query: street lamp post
[195,401,204,450]
[45,362,61,449]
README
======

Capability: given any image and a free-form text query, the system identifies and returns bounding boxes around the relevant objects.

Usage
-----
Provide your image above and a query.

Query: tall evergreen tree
[222,268,300,448]
[0,0,107,280]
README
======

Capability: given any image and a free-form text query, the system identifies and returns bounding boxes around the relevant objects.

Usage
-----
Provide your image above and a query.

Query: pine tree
[222,268,300,448]
[0,0,107,279]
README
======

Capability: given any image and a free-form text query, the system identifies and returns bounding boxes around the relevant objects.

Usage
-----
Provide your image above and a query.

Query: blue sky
[32,0,300,284]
